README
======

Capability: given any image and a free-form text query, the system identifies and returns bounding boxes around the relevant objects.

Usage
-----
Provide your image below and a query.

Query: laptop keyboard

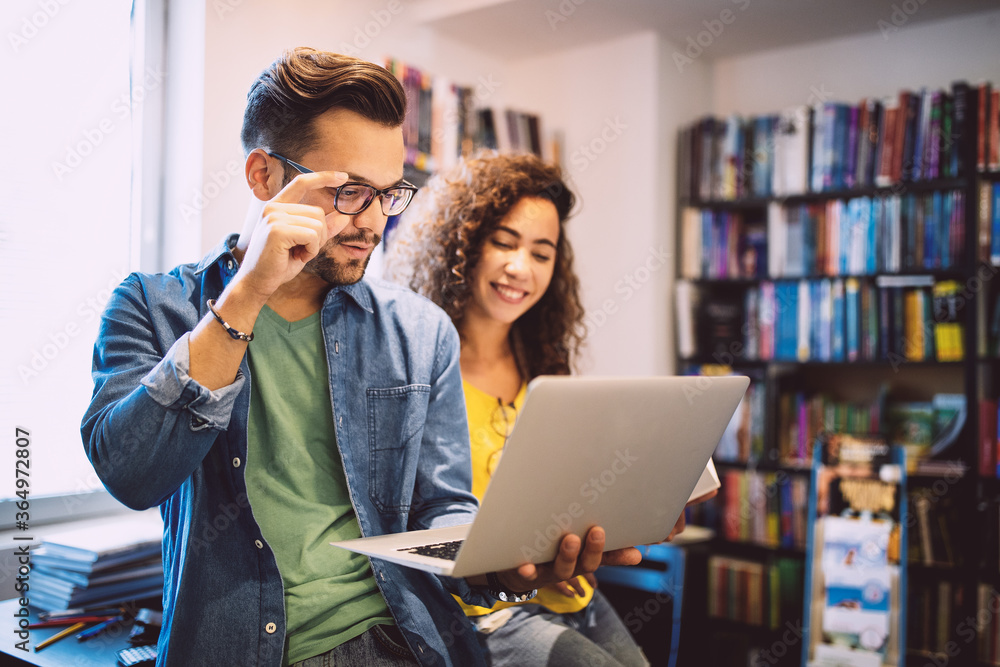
[398,540,464,561]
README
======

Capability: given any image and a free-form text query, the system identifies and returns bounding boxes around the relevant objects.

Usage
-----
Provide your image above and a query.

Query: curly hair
[384,152,585,378]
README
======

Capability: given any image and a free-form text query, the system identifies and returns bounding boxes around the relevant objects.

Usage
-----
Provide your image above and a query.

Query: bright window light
[1,0,135,499]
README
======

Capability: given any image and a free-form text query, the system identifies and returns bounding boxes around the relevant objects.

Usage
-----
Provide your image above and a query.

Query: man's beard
[305,230,382,286]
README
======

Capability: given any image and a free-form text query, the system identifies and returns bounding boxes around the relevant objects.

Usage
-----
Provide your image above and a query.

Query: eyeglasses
[267,152,418,216]
[486,399,518,476]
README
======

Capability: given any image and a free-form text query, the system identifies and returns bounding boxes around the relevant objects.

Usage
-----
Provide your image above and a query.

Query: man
[82,48,632,666]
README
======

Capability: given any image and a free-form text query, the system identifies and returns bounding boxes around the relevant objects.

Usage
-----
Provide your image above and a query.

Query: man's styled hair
[241,47,406,159]
[384,152,584,378]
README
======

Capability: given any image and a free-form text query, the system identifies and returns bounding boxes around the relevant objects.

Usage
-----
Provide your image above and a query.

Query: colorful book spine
[991,89,1000,171]
[994,183,1000,265]
[951,81,970,178]
[977,584,1000,664]
[931,280,965,362]
[979,82,991,171]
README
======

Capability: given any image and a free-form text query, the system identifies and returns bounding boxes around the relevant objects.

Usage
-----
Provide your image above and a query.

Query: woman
[385,152,650,666]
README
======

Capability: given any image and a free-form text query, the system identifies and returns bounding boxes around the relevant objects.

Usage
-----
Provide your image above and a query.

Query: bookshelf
[385,58,559,179]
[676,81,1000,667]
[381,57,563,251]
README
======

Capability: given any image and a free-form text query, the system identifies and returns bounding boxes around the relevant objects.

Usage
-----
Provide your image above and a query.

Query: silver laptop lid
[450,374,748,577]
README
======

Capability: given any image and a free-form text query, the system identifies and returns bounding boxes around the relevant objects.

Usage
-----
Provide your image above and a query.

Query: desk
[0,598,136,666]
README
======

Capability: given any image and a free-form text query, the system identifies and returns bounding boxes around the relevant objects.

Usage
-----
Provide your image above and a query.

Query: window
[1,0,139,509]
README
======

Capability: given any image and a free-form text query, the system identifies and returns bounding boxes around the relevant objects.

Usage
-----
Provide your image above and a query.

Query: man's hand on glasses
[236,167,351,303]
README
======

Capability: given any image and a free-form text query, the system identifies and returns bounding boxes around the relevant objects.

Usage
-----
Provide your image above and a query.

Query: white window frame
[0,0,204,530]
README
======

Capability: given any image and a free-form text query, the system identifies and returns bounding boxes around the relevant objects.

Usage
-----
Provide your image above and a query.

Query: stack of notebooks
[30,515,164,613]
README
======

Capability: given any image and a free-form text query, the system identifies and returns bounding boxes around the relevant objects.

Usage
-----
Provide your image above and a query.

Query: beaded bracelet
[206,299,254,342]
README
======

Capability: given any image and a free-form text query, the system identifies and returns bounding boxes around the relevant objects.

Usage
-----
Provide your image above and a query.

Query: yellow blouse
[456,380,594,617]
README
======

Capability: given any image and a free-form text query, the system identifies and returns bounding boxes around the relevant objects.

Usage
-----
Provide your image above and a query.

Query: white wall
[508,31,670,376]
[711,8,1000,116]
[658,36,714,375]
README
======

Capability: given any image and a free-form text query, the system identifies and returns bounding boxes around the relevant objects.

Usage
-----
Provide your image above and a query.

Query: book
[994,182,1000,267]
[887,402,933,471]
[875,97,899,187]
[698,117,716,201]
[674,280,697,359]
[28,515,164,613]
[908,579,957,656]
[902,288,927,361]
[680,207,702,278]
[700,466,808,549]
[696,290,745,361]
[979,82,991,171]
[908,488,958,568]
[979,398,998,478]
[707,556,775,627]
[773,106,811,196]
[721,114,744,200]
[927,393,965,459]
[33,558,161,590]
[950,81,971,178]
[900,89,920,181]
[476,108,497,149]
[767,202,787,277]
[939,91,954,178]
[742,223,768,279]
[32,515,163,573]
[858,98,880,187]
[30,570,164,610]
[976,584,1000,664]
[990,88,1000,171]
[751,115,775,197]
[931,280,964,362]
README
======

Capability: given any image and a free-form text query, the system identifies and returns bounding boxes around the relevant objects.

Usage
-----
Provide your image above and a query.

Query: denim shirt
[81,235,492,667]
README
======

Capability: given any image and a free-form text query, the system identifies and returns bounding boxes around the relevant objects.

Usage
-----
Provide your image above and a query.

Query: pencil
[76,615,124,641]
[40,606,123,620]
[28,615,117,628]
[35,622,87,651]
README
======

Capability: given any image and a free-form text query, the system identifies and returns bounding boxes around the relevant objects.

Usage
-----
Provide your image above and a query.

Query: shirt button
[226,259,235,271]
[232,457,241,468]
[265,622,277,634]
[255,540,263,549]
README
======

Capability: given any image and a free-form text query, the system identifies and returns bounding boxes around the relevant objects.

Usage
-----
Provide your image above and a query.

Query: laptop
[331,374,749,577]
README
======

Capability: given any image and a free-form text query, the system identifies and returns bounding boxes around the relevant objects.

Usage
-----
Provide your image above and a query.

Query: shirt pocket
[366,384,431,513]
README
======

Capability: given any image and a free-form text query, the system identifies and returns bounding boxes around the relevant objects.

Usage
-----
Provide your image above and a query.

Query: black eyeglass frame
[267,151,418,216]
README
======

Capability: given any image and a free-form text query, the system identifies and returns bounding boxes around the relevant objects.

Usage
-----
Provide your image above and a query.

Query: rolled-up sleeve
[141,332,243,431]
[81,275,242,510]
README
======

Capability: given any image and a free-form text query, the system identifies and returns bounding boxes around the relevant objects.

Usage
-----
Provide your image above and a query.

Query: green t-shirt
[245,306,393,665]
